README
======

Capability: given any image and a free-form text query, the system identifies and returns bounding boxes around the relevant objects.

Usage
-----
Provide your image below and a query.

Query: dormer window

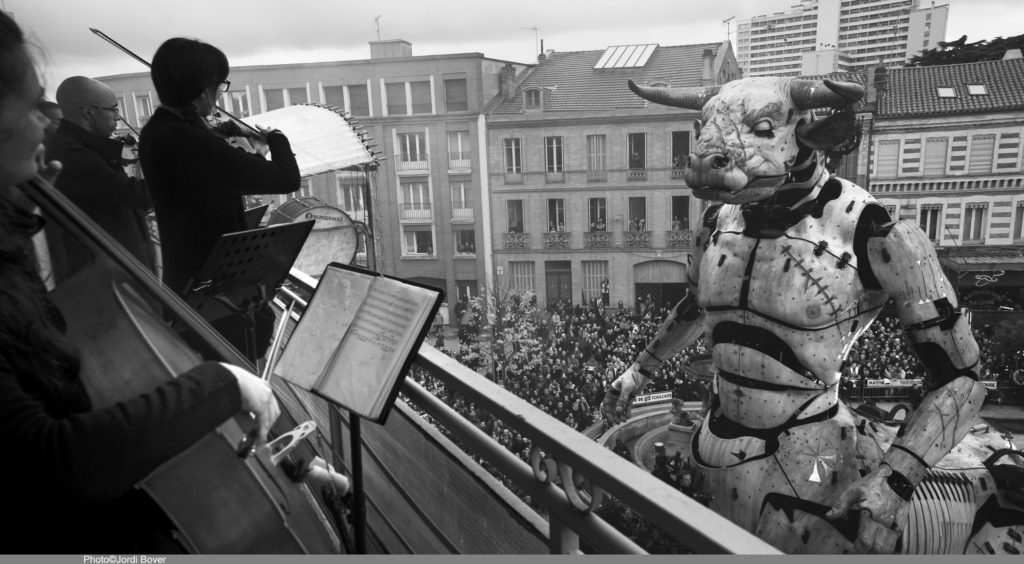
[524,89,541,109]
[936,87,956,98]
[967,84,987,95]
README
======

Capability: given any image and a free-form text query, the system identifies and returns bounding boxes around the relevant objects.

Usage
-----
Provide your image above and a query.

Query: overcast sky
[8,0,1023,99]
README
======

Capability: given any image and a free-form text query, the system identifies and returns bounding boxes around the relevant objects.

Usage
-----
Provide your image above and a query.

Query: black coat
[48,120,155,277]
[139,107,300,296]
[0,196,242,553]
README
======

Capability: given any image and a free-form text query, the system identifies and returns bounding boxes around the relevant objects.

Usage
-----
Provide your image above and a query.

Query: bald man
[49,76,155,279]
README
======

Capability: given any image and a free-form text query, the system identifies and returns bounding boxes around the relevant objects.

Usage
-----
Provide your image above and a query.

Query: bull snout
[690,153,732,170]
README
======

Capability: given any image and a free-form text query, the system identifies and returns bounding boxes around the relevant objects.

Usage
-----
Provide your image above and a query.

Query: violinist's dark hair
[0,11,33,106]
[151,37,228,107]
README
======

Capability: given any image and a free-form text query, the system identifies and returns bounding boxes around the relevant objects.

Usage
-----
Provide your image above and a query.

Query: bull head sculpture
[628,77,865,204]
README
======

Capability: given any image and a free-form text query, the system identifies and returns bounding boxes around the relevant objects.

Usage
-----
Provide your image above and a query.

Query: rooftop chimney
[369,39,412,59]
[701,49,715,86]
[500,63,517,100]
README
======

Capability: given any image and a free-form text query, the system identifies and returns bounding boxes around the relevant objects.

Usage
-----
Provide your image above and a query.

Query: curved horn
[789,78,865,110]
[627,79,720,110]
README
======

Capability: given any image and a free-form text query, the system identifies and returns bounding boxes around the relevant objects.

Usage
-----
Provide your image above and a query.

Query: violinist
[139,37,301,359]
[49,76,155,277]
[0,12,280,553]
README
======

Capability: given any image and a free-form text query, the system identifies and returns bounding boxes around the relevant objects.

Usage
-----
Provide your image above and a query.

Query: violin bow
[89,28,262,137]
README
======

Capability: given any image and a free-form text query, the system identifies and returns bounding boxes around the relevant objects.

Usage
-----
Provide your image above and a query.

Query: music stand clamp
[184,221,314,363]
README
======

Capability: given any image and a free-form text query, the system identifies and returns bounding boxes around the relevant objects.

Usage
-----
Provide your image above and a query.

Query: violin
[207,112,271,156]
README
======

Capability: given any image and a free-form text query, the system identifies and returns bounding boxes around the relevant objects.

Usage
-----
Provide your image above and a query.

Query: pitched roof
[880,58,1024,117]
[490,42,723,114]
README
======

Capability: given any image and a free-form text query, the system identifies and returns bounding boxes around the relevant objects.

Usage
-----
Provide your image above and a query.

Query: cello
[20,175,341,554]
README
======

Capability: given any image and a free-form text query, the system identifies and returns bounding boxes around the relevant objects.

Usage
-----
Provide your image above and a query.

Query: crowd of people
[407,293,1023,551]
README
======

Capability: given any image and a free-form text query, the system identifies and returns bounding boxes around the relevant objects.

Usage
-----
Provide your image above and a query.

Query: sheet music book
[273,262,443,423]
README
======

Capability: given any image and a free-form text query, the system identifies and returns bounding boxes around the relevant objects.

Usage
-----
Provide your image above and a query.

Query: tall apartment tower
[735,0,949,77]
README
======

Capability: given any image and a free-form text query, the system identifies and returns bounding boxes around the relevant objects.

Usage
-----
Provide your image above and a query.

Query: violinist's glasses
[83,104,120,115]
[218,80,231,93]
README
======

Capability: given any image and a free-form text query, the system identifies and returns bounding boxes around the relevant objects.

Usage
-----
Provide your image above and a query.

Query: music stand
[184,220,314,363]
[244,204,270,230]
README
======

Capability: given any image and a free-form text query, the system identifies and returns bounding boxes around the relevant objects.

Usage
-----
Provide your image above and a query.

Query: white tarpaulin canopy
[240,104,376,177]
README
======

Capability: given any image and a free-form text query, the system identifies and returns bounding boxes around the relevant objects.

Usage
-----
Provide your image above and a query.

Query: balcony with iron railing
[449,151,472,172]
[585,231,612,249]
[451,206,474,222]
[400,202,433,221]
[387,103,408,116]
[412,102,433,115]
[627,168,648,181]
[543,231,570,249]
[666,229,693,250]
[397,155,429,174]
[446,100,468,112]
[625,231,652,249]
[504,232,530,250]
[267,269,780,555]
[586,170,608,182]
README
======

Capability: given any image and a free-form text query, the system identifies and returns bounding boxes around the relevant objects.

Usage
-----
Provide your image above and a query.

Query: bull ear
[627,79,719,110]
[790,79,864,110]
[796,111,858,150]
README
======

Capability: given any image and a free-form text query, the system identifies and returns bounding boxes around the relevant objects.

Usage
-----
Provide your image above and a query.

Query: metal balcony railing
[543,231,569,249]
[400,202,433,221]
[627,168,647,181]
[451,207,474,221]
[586,171,608,182]
[585,231,611,249]
[397,156,429,173]
[270,269,781,555]
[504,232,530,249]
[666,229,693,249]
[412,102,432,114]
[625,231,651,249]
[446,100,468,112]
[387,103,408,115]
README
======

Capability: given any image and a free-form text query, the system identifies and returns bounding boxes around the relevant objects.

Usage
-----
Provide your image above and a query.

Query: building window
[447,131,471,162]
[337,179,364,211]
[587,134,606,175]
[628,133,646,170]
[298,179,313,198]
[544,136,563,173]
[936,87,956,98]
[671,196,690,230]
[263,88,284,111]
[135,94,153,126]
[385,82,407,115]
[400,180,431,221]
[962,203,987,243]
[589,198,607,231]
[504,138,522,174]
[398,132,427,164]
[923,137,947,176]
[969,134,996,174]
[506,200,524,233]
[581,260,609,304]
[403,227,434,256]
[967,84,987,96]
[287,86,308,106]
[875,139,899,178]
[323,85,344,108]
[454,229,476,255]
[672,131,691,174]
[627,197,647,231]
[524,89,541,109]
[450,181,473,220]
[997,132,1021,171]
[348,84,370,116]
[115,96,126,120]
[509,261,535,292]
[410,80,432,114]
[227,91,250,118]
[444,78,468,112]
[547,199,565,232]
[919,204,942,242]
[1013,203,1024,241]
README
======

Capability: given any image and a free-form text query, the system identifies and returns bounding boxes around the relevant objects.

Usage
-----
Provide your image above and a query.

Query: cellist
[139,37,302,359]
[0,12,280,553]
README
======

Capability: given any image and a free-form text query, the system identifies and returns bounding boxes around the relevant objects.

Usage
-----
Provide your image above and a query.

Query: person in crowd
[50,75,155,276]
[139,37,301,359]
[0,11,279,553]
